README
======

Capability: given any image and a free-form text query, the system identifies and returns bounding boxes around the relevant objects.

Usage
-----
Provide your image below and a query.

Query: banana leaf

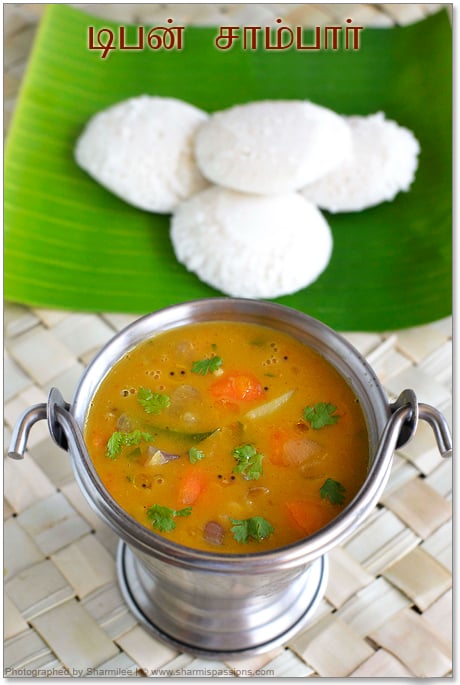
[4,5,452,331]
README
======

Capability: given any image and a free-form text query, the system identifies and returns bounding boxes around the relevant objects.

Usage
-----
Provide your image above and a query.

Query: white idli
[194,100,353,195]
[75,95,209,213]
[170,186,333,299]
[300,112,420,212]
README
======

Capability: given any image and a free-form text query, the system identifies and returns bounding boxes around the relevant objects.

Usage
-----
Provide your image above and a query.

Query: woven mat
[4,4,452,678]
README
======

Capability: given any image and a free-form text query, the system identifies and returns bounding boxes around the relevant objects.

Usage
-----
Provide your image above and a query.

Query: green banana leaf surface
[4,5,452,331]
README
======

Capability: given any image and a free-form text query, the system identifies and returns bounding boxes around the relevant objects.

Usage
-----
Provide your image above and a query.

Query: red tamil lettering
[119,26,144,51]
[324,25,341,50]
[295,26,321,50]
[345,19,364,49]
[215,26,240,50]
[88,26,116,59]
[242,26,260,50]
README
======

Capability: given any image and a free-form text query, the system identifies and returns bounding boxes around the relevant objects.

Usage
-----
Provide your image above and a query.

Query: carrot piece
[286,500,330,535]
[210,371,264,402]
[269,427,290,465]
[178,469,207,505]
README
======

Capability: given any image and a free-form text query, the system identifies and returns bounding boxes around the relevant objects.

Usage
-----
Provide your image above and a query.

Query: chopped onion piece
[145,446,180,466]
[203,520,225,545]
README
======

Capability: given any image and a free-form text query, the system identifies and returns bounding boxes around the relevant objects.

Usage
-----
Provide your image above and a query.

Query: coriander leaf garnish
[189,447,205,464]
[303,402,339,429]
[232,444,264,480]
[320,478,346,505]
[146,504,192,532]
[230,516,274,544]
[106,430,156,459]
[138,387,170,414]
[191,356,223,376]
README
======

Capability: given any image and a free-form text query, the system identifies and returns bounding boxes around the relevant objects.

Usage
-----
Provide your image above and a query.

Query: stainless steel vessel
[8,299,452,659]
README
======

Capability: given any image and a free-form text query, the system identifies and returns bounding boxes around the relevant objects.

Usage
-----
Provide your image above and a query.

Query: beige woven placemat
[4,4,452,678]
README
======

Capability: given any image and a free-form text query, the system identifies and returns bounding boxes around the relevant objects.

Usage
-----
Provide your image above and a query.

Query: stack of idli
[75,96,420,300]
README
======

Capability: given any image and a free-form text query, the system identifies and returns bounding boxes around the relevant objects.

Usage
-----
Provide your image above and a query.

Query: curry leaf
[191,356,223,376]
[232,444,264,480]
[230,516,274,543]
[138,387,170,414]
[320,478,346,505]
[189,447,205,463]
[303,402,339,429]
[146,504,192,532]
[106,430,156,459]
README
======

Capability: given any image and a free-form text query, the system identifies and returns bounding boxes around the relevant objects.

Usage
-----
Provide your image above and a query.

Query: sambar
[85,321,369,552]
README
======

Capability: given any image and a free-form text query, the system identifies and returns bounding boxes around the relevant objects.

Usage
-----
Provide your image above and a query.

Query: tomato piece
[210,372,264,402]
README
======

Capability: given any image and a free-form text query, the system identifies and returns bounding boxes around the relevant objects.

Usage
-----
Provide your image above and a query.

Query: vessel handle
[7,403,48,460]
[8,388,84,460]
[386,389,452,457]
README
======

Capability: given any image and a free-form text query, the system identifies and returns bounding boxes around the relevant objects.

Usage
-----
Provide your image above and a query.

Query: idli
[194,100,353,195]
[300,112,420,212]
[170,186,333,299]
[75,95,209,213]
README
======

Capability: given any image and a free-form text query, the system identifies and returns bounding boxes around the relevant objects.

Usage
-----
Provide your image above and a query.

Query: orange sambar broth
[85,321,369,553]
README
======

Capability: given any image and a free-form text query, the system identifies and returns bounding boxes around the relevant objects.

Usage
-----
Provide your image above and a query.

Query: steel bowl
[8,299,452,659]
